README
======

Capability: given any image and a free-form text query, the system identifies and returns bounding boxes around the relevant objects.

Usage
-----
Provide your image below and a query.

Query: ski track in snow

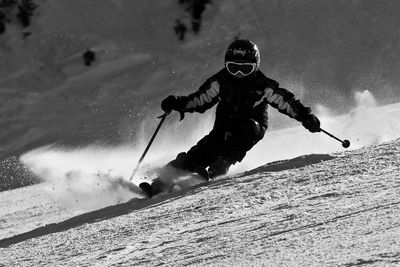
[1,1,400,266]
[1,139,400,266]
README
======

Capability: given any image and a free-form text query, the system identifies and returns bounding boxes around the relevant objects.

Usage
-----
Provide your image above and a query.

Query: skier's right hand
[161,95,186,113]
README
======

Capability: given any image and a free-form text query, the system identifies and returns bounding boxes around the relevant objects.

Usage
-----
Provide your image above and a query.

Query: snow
[2,0,400,154]
[1,0,400,265]
[1,140,400,265]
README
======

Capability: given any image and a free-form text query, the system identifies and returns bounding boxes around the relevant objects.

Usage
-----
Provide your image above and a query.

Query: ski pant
[168,118,265,172]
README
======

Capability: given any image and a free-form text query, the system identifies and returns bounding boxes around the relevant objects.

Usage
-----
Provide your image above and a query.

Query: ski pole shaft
[320,128,350,148]
[129,112,169,181]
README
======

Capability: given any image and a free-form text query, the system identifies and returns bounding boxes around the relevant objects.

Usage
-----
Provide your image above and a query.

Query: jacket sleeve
[178,77,221,114]
[261,81,312,122]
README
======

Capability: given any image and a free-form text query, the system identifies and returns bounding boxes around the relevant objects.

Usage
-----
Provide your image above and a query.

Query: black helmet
[224,39,260,78]
[225,39,260,67]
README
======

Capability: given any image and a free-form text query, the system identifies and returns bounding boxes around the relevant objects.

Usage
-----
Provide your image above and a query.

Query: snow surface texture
[11,93,400,216]
[2,0,400,191]
[1,139,400,266]
[1,1,400,265]
[2,0,400,190]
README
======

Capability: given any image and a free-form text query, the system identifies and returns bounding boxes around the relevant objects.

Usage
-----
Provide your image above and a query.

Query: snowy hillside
[2,0,400,192]
[1,1,400,264]
[2,0,400,157]
[1,138,399,265]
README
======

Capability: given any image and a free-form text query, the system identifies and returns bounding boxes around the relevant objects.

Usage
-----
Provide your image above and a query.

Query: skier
[141,39,321,196]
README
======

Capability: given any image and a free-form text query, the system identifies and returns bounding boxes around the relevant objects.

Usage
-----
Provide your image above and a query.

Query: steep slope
[3,0,400,192]
[1,139,399,266]
[2,0,400,154]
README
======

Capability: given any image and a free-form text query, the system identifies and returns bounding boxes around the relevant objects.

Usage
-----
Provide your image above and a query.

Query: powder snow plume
[233,90,400,174]
[20,146,144,211]
[19,114,216,210]
[20,90,400,209]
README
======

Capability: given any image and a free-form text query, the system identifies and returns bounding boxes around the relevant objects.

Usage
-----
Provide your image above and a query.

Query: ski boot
[139,178,165,198]
[139,182,154,198]
[208,156,233,179]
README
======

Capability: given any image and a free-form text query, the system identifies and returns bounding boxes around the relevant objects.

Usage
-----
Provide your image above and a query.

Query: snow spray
[20,90,400,209]
[233,90,400,174]
[20,146,142,211]
[19,111,216,210]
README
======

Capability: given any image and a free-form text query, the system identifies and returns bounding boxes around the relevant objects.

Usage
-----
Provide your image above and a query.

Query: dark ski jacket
[176,68,312,134]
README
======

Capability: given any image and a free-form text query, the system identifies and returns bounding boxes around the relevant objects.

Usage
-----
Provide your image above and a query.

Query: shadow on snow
[0,153,335,248]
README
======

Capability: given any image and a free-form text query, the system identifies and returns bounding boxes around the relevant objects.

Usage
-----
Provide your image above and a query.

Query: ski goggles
[225,61,256,76]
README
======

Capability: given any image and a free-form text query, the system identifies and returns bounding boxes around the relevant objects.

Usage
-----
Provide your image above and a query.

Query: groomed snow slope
[1,139,399,266]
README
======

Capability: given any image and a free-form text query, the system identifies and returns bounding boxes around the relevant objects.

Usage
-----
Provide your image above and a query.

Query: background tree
[0,10,6,34]
[83,49,96,66]
[175,0,211,41]
[17,0,37,28]
[174,19,187,41]
[0,0,37,36]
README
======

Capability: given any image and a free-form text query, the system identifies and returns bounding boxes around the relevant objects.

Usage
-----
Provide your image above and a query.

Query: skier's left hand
[302,114,321,133]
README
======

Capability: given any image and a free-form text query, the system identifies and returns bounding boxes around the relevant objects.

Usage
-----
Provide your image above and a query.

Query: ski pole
[320,128,350,148]
[129,112,169,181]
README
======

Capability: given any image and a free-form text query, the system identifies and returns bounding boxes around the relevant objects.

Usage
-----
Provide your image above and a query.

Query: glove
[161,95,181,112]
[161,95,187,120]
[302,114,321,133]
